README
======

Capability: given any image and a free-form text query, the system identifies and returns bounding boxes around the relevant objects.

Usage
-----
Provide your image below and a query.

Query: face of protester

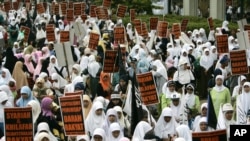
[216,78,223,86]
[112,130,120,138]
[93,135,102,141]
[108,115,116,123]
[201,108,207,116]
[172,99,180,106]
[199,122,208,131]
[83,100,89,108]
[95,109,103,116]
[244,85,250,93]
[168,85,175,92]
[21,93,29,99]
[119,79,126,87]
[112,99,120,105]
[51,58,56,64]
[41,137,49,141]
[1,71,6,78]
[225,110,233,120]
[164,116,172,123]
[186,87,194,94]
[205,51,209,56]
[72,67,78,74]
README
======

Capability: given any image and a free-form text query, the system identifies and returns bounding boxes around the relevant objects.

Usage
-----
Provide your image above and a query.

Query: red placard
[60,3,67,16]
[4,2,11,12]
[46,27,55,42]
[207,17,214,31]
[216,34,229,53]
[137,72,159,105]
[130,9,136,22]
[150,17,158,31]
[20,26,30,42]
[102,0,111,8]
[60,31,70,43]
[157,21,168,37]
[88,32,99,50]
[81,2,86,15]
[244,25,250,31]
[36,3,45,14]
[90,5,97,17]
[68,2,73,9]
[133,19,142,35]
[114,27,125,44]
[64,90,83,96]
[141,22,148,38]
[116,5,127,18]
[74,3,82,16]
[230,50,249,75]
[181,19,189,32]
[66,9,74,22]
[95,7,109,20]
[172,23,181,39]
[103,50,119,73]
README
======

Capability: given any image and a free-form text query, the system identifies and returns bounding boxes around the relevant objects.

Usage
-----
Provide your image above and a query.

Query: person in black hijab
[4,47,18,74]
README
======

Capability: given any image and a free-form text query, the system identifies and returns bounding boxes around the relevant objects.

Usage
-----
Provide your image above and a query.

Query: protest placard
[46,27,55,42]
[20,26,30,42]
[60,31,70,42]
[68,1,73,9]
[103,50,119,73]
[136,72,159,105]
[133,19,142,35]
[12,2,19,10]
[216,34,229,53]
[244,25,250,31]
[88,32,99,50]
[207,17,214,31]
[172,23,181,39]
[66,9,74,22]
[102,0,111,8]
[230,50,249,75]
[64,90,83,96]
[74,3,82,16]
[114,27,125,44]
[59,95,85,136]
[116,5,127,18]
[4,107,33,141]
[81,2,86,14]
[150,17,158,31]
[130,9,136,22]
[141,22,148,38]
[95,7,109,20]
[157,21,168,37]
[54,3,60,15]
[36,3,45,14]
[181,19,189,32]
[90,5,97,17]
[60,3,67,15]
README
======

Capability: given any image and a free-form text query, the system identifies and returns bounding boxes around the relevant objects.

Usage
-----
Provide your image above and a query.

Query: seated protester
[39,72,52,88]
[161,80,179,111]
[51,73,68,97]
[102,108,119,135]
[97,71,113,99]
[0,91,13,134]
[92,128,107,141]
[106,93,123,110]
[176,124,192,141]
[108,122,124,141]
[114,75,129,102]
[194,117,214,132]
[16,86,38,107]
[64,76,83,93]
[113,106,131,138]
[76,135,90,141]
[38,97,64,140]
[27,100,41,131]
[32,77,50,102]
[173,58,195,92]
[184,83,200,118]
[192,103,208,131]
[34,122,58,141]
[154,107,179,140]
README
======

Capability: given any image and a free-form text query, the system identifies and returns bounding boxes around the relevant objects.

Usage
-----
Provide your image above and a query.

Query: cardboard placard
[181,19,189,32]
[81,14,87,22]
[150,17,158,31]
[12,2,19,10]
[90,5,97,17]
[81,2,86,15]
[54,3,60,15]
[95,7,109,20]
[114,27,126,44]
[130,9,136,22]
[36,3,45,14]
[133,19,142,35]
[74,3,82,16]
[141,22,148,38]
[64,90,83,96]
[59,95,85,136]
[172,23,181,39]
[192,129,226,141]
[116,5,127,18]
[136,72,159,105]
[237,32,247,50]
[60,31,70,42]
[157,21,168,37]
[4,2,11,12]
[73,22,85,37]
[60,3,67,16]
[207,17,214,31]
[4,107,33,141]
[47,24,55,28]
[43,2,47,11]
[230,50,249,75]
[66,9,74,22]
[244,25,250,31]
[216,34,229,53]
[68,2,73,9]
[20,26,30,42]
[102,0,111,8]
[88,32,99,50]
[103,50,119,73]
[46,27,55,42]
[54,42,74,69]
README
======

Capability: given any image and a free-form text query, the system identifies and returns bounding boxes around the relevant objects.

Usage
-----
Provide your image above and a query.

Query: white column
[210,0,226,20]
[183,0,198,16]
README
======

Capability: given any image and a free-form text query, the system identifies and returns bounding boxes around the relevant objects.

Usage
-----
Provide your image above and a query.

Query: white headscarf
[199,48,214,70]
[51,73,68,89]
[88,55,100,77]
[34,122,58,141]
[162,81,178,98]
[91,128,107,141]
[154,107,179,138]
[213,75,226,92]
[108,122,124,141]
[210,46,218,61]
[176,125,192,141]
[199,28,207,43]
[0,68,13,85]
[185,84,196,108]
[222,21,229,31]
[85,101,106,136]
[0,91,13,123]
[228,36,235,51]
[240,82,250,114]
[152,59,168,80]
[39,72,52,88]
[76,135,90,141]
[113,106,128,129]
[47,55,59,76]
[0,85,14,106]
[27,100,41,124]
[71,64,81,81]
[102,108,118,134]
[132,121,152,141]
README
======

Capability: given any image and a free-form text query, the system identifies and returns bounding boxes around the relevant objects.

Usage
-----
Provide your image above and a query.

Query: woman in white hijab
[184,83,200,114]
[76,135,90,141]
[39,72,52,88]
[132,120,152,141]
[86,101,106,137]
[126,23,134,41]
[232,75,247,100]
[194,117,214,132]
[113,106,130,132]
[221,21,230,35]
[192,103,208,131]
[91,128,107,141]
[161,81,179,110]
[0,68,13,86]
[210,46,218,63]
[102,108,119,134]
[27,100,41,125]
[55,28,60,43]
[0,91,13,133]
[199,28,207,43]
[238,82,250,115]
[151,59,168,94]
[0,85,14,106]
[64,76,83,93]
[176,124,192,141]
[34,122,58,141]
[228,36,236,51]
[47,55,67,78]
[51,73,68,97]
[174,48,190,68]
[108,122,124,141]
[83,29,91,47]
[154,107,179,139]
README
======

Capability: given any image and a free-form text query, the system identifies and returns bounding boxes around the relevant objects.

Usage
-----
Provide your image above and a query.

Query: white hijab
[228,36,235,51]
[0,68,13,85]
[91,128,107,141]
[0,85,14,106]
[185,84,196,109]
[152,59,168,80]
[222,21,229,31]
[88,55,100,77]
[213,75,226,92]
[76,135,90,141]
[108,122,124,141]
[176,125,192,141]
[132,121,152,141]
[199,48,214,70]
[240,82,250,114]
[0,91,13,123]
[34,122,58,141]
[51,73,68,88]
[102,108,119,134]
[47,55,59,76]
[27,100,41,124]
[162,81,178,98]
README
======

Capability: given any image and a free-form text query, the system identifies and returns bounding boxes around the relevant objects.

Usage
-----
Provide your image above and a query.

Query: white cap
[170,93,181,99]
[111,94,121,99]
[222,103,233,112]
[178,58,188,66]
